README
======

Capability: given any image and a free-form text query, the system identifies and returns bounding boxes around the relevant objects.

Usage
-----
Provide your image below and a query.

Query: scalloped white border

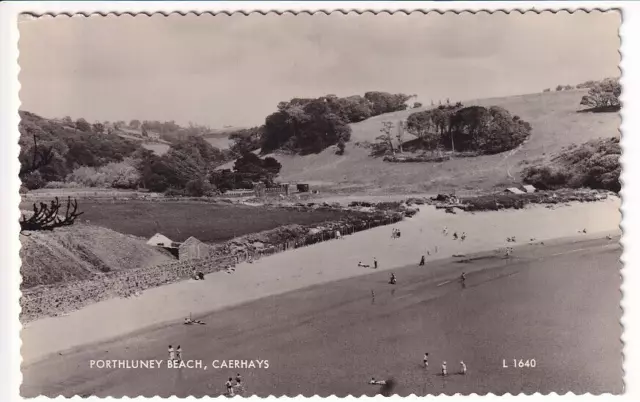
[0,2,638,401]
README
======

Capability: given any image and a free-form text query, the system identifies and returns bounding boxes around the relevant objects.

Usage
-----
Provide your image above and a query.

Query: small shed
[504,187,525,195]
[179,236,210,261]
[523,185,537,193]
[147,233,175,247]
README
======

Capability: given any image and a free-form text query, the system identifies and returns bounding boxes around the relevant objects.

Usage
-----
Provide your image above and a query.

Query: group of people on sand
[369,354,467,387]
[358,257,378,269]
[452,231,467,241]
[225,373,244,396]
[424,353,467,376]
[391,228,401,239]
[184,317,205,325]
[442,226,467,242]
[437,358,467,377]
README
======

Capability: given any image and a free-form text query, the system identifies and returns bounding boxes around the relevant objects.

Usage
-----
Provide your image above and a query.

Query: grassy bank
[19,200,355,243]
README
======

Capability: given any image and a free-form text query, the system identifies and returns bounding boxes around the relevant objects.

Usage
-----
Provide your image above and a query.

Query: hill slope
[266,89,619,194]
[20,224,174,289]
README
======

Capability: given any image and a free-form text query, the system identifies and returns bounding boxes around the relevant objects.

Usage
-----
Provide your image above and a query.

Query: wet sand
[21,236,623,396]
[21,198,620,364]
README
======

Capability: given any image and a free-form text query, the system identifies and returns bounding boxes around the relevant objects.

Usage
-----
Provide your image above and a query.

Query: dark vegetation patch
[26,201,356,243]
[521,137,620,193]
[401,104,532,156]
[256,92,414,155]
[455,189,610,212]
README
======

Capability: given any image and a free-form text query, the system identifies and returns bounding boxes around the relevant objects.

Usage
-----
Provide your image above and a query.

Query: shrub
[580,78,621,111]
[522,137,620,192]
[66,160,140,189]
[185,178,214,197]
[43,181,68,189]
[22,171,46,190]
[521,166,570,189]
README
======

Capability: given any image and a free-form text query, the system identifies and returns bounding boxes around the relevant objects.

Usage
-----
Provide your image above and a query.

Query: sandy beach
[21,197,621,364]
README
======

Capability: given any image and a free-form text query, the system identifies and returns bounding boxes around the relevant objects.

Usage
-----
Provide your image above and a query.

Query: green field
[42,201,352,243]
[217,90,619,195]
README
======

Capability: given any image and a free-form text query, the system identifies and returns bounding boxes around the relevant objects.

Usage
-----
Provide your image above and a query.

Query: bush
[22,171,46,190]
[185,178,215,197]
[580,78,621,111]
[521,166,570,189]
[66,160,140,189]
[43,181,68,189]
[522,137,620,192]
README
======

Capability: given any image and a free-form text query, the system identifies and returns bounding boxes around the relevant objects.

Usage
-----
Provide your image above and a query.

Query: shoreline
[21,198,621,365]
[23,232,620,371]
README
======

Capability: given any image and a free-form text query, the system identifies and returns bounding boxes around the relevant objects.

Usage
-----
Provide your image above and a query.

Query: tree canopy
[260,91,413,155]
[404,104,531,155]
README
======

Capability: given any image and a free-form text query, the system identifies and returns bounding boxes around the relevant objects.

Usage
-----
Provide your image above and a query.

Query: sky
[19,11,621,128]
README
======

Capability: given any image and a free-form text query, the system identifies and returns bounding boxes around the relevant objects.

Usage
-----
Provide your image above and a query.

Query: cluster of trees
[543,78,621,111]
[543,85,575,93]
[402,103,531,155]
[229,127,263,155]
[134,136,266,195]
[522,137,620,192]
[19,111,140,190]
[209,153,283,193]
[229,92,415,156]
[19,111,282,196]
[579,77,621,111]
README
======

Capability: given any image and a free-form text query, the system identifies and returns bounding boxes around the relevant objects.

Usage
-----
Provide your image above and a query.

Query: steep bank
[20,224,174,289]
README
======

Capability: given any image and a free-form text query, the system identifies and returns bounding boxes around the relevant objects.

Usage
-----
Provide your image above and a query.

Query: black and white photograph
[14,8,623,397]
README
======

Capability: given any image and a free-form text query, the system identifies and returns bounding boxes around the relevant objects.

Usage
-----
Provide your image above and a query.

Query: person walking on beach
[442,227,448,236]
[442,361,448,376]
[423,353,429,368]
[226,378,234,396]
[453,232,458,240]
[176,345,182,361]
[419,255,425,266]
[168,345,175,361]
[460,361,467,375]
[374,258,378,269]
[461,232,467,241]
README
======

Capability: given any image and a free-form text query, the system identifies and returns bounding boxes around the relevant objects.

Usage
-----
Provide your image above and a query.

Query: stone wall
[20,211,407,322]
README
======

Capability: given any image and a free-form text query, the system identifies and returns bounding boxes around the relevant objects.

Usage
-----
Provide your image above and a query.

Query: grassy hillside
[24,201,354,244]
[20,224,174,289]
[265,89,619,194]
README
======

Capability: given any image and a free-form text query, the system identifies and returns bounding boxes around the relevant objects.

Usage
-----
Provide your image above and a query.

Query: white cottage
[146,233,175,247]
